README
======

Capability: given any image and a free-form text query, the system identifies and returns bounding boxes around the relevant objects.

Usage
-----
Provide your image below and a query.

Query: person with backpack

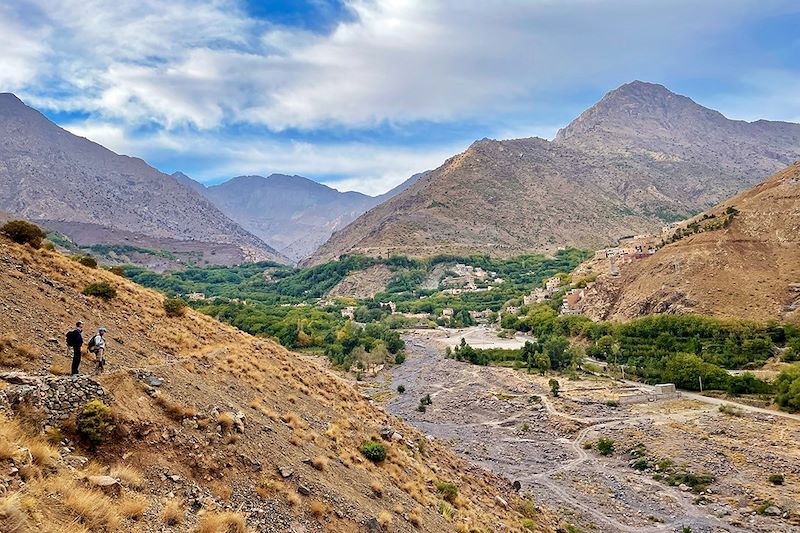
[66,321,84,375]
[87,327,108,374]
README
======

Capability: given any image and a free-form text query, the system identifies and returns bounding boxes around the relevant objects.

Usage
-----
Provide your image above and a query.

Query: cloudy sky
[2,0,799,195]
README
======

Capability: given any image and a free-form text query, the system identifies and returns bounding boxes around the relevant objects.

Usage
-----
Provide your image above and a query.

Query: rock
[390,432,403,442]
[379,426,394,440]
[512,480,522,491]
[763,506,782,516]
[47,338,59,344]
[495,495,509,509]
[169,475,181,482]
[144,376,163,387]
[298,485,312,496]
[0,372,39,385]
[678,484,690,492]
[234,411,246,433]
[365,517,382,532]
[279,467,293,478]
[87,475,121,495]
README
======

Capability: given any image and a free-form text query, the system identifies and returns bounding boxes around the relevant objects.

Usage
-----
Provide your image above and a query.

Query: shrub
[631,457,650,471]
[41,240,55,251]
[76,400,114,446]
[596,437,615,456]
[360,440,387,462]
[549,378,560,397]
[83,281,117,301]
[434,481,458,503]
[718,404,744,417]
[0,220,45,248]
[76,255,98,268]
[108,265,125,276]
[397,384,406,394]
[768,474,784,485]
[421,394,432,406]
[163,298,188,317]
[394,352,406,364]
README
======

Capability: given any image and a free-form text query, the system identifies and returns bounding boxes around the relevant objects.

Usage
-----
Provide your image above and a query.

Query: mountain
[0,93,285,267]
[582,162,800,322]
[0,233,557,532]
[186,172,422,262]
[305,81,800,265]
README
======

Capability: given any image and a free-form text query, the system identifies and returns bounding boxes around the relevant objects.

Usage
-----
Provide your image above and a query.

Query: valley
[365,329,800,532]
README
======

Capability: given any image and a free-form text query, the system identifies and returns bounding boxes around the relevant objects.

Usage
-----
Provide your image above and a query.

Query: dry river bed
[363,328,800,533]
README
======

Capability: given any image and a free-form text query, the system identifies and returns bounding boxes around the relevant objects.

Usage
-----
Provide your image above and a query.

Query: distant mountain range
[0,93,285,267]
[306,81,800,265]
[176,172,421,262]
[583,161,800,322]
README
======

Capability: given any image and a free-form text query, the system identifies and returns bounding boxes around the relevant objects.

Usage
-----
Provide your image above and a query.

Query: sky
[2,0,799,195]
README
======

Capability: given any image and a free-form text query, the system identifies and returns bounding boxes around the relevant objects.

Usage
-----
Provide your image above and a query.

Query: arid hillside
[0,236,557,532]
[583,162,800,322]
[306,82,800,265]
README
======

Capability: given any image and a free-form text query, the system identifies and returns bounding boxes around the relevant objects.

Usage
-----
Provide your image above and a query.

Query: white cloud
[5,0,798,130]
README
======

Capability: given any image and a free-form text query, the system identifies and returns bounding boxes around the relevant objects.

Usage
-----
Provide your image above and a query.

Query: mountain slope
[187,172,422,262]
[0,93,285,265]
[306,82,800,265]
[0,234,557,532]
[583,162,800,322]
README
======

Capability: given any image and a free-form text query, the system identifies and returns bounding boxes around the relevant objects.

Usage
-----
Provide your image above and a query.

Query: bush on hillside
[596,437,615,456]
[76,400,114,445]
[435,481,458,503]
[163,298,188,317]
[0,220,45,248]
[83,281,117,301]
[108,266,125,276]
[360,440,387,462]
[76,255,98,268]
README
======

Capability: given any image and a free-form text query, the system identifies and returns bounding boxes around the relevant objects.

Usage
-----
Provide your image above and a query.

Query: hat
[99,327,108,332]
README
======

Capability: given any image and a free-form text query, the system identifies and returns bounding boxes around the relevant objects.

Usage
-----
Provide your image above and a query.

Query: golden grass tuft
[161,499,184,525]
[309,500,327,518]
[311,455,329,471]
[195,511,247,533]
[285,490,301,507]
[209,480,233,501]
[217,412,235,431]
[377,509,392,529]
[0,493,30,533]
[109,464,143,488]
[119,494,149,520]
[370,480,383,497]
[55,477,121,530]
[408,509,422,527]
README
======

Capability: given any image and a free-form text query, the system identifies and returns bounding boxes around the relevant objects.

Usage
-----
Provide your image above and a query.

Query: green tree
[548,378,560,397]
[534,353,550,376]
[774,365,800,412]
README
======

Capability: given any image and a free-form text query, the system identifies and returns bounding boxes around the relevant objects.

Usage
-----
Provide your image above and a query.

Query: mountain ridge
[0,93,286,266]
[306,81,800,265]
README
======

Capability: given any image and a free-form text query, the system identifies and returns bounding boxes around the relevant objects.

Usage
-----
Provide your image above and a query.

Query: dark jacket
[68,329,83,347]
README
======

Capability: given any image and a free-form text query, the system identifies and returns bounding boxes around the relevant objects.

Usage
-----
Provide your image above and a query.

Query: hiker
[88,327,108,374]
[66,321,84,375]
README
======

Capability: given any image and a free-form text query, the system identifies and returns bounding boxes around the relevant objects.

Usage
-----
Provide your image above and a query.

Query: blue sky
[2,0,799,195]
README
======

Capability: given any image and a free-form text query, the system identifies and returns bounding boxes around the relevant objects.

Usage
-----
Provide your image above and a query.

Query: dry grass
[377,509,392,529]
[285,491,301,507]
[255,477,282,499]
[195,511,247,533]
[309,500,327,518]
[162,499,184,525]
[370,480,383,497]
[281,412,306,430]
[119,494,149,520]
[0,337,40,369]
[0,493,30,533]
[209,480,233,501]
[54,476,121,530]
[311,455,329,471]
[408,508,422,527]
[154,392,197,420]
[109,464,143,488]
[217,412,235,432]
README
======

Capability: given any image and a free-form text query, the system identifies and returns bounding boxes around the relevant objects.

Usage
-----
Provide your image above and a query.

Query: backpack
[87,335,98,352]
[66,329,79,347]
